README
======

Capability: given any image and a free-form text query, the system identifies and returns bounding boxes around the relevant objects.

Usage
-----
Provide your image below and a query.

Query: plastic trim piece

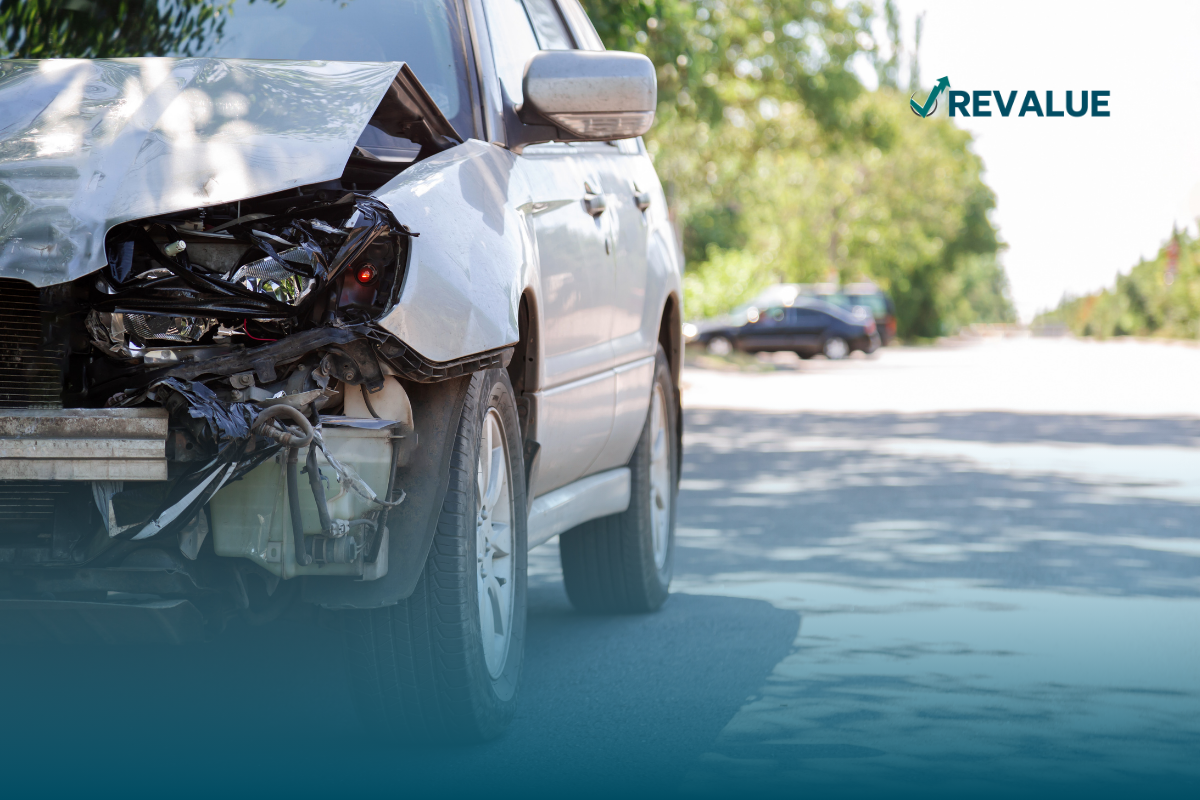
[527,467,631,549]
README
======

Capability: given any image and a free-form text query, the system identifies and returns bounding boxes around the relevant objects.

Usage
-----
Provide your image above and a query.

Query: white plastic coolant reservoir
[208,425,394,579]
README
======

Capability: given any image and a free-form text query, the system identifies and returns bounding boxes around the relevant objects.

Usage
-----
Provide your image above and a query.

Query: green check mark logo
[910,76,951,118]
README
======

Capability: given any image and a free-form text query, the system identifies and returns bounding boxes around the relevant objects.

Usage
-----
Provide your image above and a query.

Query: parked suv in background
[0,0,682,742]
[831,283,897,345]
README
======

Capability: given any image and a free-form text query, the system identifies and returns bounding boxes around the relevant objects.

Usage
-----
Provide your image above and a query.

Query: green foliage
[584,0,1012,338]
[1036,231,1200,339]
[0,0,238,58]
[682,244,770,319]
[939,253,1017,330]
[682,204,746,264]
[582,0,872,135]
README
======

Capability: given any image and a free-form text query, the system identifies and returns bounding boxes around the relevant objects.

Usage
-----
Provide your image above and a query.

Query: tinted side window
[523,0,574,49]
[483,0,574,107]
[557,0,605,50]
[482,0,540,105]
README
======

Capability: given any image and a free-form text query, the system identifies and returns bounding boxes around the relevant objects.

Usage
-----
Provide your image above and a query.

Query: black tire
[559,346,679,613]
[706,335,733,356]
[822,336,849,360]
[339,368,527,742]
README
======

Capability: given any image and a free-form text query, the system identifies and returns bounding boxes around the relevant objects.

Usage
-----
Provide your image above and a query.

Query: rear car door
[480,0,617,495]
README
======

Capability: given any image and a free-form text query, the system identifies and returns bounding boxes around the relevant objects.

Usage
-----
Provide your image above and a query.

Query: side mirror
[517,50,656,143]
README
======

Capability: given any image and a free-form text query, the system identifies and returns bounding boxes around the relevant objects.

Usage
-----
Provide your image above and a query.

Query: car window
[791,308,829,324]
[848,295,888,316]
[765,307,786,324]
[161,0,474,140]
[523,0,575,49]
[820,293,853,310]
[557,0,605,50]
[482,0,545,106]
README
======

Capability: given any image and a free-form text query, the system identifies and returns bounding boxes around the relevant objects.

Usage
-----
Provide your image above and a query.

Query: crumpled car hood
[0,58,405,287]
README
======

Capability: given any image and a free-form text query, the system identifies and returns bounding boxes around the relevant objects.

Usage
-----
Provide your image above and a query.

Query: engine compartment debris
[61,193,424,558]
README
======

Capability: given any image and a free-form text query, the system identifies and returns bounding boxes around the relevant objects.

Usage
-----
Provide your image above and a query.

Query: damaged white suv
[0,0,682,741]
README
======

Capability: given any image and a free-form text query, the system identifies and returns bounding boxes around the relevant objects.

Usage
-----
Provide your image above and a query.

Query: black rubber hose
[286,446,311,566]
[366,433,404,563]
[306,443,333,536]
[361,386,381,419]
[252,404,314,448]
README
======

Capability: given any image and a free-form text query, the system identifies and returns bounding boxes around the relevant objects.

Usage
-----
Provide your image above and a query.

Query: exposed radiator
[0,480,70,546]
[0,278,63,409]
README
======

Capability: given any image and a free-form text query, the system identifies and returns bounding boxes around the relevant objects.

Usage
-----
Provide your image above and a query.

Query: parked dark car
[687,297,879,359]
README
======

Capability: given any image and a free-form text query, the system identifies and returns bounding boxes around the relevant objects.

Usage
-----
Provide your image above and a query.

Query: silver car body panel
[527,466,630,549]
[0,58,404,287]
[373,140,526,363]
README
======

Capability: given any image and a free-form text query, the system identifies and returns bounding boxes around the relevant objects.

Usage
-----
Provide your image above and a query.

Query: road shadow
[0,583,798,798]
[680,409,1200,597]
[687,408,1200,447]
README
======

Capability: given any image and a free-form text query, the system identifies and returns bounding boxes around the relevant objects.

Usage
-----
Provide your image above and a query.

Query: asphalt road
[4,337,1198,798]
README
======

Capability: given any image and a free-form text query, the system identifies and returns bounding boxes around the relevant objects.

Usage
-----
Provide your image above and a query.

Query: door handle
[584,192,607,217]
[633,190,651,212]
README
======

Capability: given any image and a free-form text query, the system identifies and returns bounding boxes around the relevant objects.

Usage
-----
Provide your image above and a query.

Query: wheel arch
[656,292,684,481]
[509,289,543,497]
[657,291,682,390]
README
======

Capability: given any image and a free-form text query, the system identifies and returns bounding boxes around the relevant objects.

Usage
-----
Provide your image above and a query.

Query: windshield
[1,0,475,139]
[188,0,472,136]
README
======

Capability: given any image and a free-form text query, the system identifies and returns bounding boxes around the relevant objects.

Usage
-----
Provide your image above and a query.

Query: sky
[873,1,1200,320]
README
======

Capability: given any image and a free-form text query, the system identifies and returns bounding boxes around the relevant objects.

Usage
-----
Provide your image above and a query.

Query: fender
[373,140,531,364]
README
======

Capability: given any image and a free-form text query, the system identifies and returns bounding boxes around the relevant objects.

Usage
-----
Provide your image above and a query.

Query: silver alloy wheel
[476,408,515,679]
[707,335,732,356]
[823,336,849,360]
[648,382,672,570]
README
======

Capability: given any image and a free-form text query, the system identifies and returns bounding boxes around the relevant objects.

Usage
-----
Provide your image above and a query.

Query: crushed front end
[1,192,419,636]
[0,58,511,640]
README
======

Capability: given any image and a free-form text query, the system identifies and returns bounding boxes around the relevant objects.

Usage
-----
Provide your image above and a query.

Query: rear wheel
[822,336,849,360]
[560,347,678,613]
[706,335,733,356]
[339,368,527,742]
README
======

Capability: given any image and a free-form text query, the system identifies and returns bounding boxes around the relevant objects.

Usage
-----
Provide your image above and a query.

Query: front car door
[789,306,828,353]
[738,306,789,352]
[479,0,617,496]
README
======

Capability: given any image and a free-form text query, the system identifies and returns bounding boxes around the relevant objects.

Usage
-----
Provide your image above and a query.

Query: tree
[586,0,1012,337]
[0,0,236,58]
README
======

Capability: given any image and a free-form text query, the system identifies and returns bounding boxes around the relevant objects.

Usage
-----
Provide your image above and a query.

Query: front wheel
[339,368,527,742]
[560,346,679,613]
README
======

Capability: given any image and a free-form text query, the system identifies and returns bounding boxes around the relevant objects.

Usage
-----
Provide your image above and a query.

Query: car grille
[0,279,63,409]
[0,480,70,546]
